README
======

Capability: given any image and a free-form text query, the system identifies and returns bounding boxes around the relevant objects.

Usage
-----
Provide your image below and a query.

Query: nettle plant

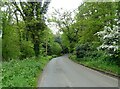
[96,25,120,57]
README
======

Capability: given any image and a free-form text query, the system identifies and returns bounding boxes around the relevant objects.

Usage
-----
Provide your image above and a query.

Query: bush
[69,54,77,61]
[50,42,62,55]
[75,43,90,58]
[96,25,119,57]
[20,40,35,59]
[2,26,20,60]
[52,55,57,58]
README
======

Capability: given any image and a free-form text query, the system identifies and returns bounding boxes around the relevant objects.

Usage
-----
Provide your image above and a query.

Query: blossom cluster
[96,25,120,55]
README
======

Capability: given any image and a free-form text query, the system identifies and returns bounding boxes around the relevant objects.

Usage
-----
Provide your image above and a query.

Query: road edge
[78,62,120,89]
[69,58,120,79]
[37,60,49,87]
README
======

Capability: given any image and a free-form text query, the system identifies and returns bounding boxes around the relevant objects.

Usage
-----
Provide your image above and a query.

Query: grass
[80,60,119,75]
[69,54,120,76]
[2,56,52,87]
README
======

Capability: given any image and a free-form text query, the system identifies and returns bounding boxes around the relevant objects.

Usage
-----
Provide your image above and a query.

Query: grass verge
[2,56,52,87]
[69,54,120,77]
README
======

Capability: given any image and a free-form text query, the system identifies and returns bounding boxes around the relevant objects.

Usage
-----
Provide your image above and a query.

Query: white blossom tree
[96,25,120,57]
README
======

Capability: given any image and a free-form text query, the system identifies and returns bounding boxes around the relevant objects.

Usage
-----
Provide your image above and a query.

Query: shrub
[95,25,120,65]
[20,40,34,59]
[52,55,57,58]
[75,43,90,58]
[50,42,62,55]
[2,26,20,60]
[69,54,77,61]
[96,25,119,57]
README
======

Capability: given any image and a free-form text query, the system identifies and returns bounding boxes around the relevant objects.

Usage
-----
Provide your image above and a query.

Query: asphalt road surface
[38,55,118,87]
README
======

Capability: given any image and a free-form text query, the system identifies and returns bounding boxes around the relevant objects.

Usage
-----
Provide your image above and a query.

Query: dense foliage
[2,56,52,87]
[74,2,119,74]
[1,1,62,61]
[96,25,120,64]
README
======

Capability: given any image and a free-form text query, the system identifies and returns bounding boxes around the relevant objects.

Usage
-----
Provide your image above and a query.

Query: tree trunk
[34,41,39,57]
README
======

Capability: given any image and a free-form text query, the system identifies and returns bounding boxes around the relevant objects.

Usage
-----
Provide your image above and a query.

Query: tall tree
[2,2,20,60]
[49,9,79,52]
[12,0,51,57]
[75,2,118,44]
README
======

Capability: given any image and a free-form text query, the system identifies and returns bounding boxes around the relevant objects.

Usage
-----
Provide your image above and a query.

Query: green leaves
[20,40,35,59]
[2,24,20,60]
[50,42,62,55]
[2,56,51,87]
[11,1,51,57]
[76,2,118,44]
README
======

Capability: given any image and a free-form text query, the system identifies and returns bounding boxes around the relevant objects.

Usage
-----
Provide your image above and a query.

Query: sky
[48,0,83,13]
[47,0,83,34]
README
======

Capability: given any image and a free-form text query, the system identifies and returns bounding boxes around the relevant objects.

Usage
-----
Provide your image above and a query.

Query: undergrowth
[2,56,52,87]
[69,54,119,75]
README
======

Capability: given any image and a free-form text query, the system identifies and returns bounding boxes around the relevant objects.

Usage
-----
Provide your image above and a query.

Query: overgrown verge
[2,56,52,87]
[69,54,120,77]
